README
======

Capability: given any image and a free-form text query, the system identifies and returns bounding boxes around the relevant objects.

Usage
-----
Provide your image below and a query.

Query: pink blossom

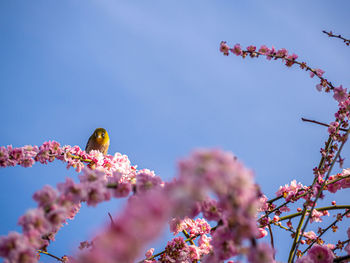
[266,46,276,60]
[220,41,230,56]
[286,53,298,67]
[18,209,50,236]
[307,244,334,263]
[247,243,275,263]
[256,228,268,239]
[333,85,348,103]
[188,245,201,260]
[310,209,327,223]
[169,217,187,235]
[231,44,242,56]
[211,227,238,260]
[304,231,317,240]
[276,48,288,57]
[135,170,162,194]
[316,83,324,92]
[85,180,111,207]
[79,241,93,250]
[258,45,270,55]
[310,68,325,78]
[201,198,222,221]
[198,234,212,254]
[279,205,291,212]
[145,248,154,258]
[160,237,189,262]
[8,146,24,166]
[296,255,314,263]
[108,180,131,198]
[287,53,298,60]
[247,45,256,52]
[276,180,305,202]
[0,232,37,263]
[57,178,85,204]
[46,205,69,231]
[0,146,9,167]
[258,194,269,212]
[191,218,211,236]
[33,185,58,207]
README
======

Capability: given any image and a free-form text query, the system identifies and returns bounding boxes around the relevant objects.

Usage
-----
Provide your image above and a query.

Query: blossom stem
[262,174,350,223]
[241,49,336,90]
[334,254,350,263]
[333,238,350,252]
[301,117,348,132]
[276,205,350,223]
[291,128,350,262]
[138,234,201,263]
[182,230,196,246]
[322,30,350,46]
[302,209,350,254]
[37,250,64,262]
[108,212,115,228]
[265,212,275,253]
[287,124,339,262]
[273,222,295,235]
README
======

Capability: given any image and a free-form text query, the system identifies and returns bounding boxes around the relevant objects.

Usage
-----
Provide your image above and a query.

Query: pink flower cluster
[220,41,298,65]
[0,142,138,263]
[276,180,307,202]
[169,217,211,237]
[68,149,267,263]
[0,141,136,176]
[176,149,265,261]
[158,237,202,262]
[326,169,350,193]
[220,42,349,105]
[296,244,334,263]
[72,189,171,263]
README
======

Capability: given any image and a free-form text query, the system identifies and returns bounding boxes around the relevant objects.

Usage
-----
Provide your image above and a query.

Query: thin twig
[38,250,64,262]
[291,128,350,262]
[108,212,115,228]
[265,211,275,254]
[333,238,350,252]
[334,254,350,263]
[260,205,350,227]
[301,118,348,132]
[302,209,350,254]
[323,30,350,46]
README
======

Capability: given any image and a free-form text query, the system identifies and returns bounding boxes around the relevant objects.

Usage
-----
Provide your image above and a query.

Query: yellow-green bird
[85,128,110,155]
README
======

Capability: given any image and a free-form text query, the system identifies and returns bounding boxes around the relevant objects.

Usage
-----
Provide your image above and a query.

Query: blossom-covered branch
[323,30,350,46]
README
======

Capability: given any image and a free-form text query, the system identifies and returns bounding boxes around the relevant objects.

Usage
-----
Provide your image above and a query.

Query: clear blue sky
[1,1,350,262]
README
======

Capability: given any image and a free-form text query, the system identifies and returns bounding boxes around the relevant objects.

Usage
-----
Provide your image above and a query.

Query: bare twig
[108,212,115,228]
[38,250,64,262]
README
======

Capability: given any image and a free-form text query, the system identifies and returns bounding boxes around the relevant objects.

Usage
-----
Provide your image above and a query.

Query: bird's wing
[85,135,92,152]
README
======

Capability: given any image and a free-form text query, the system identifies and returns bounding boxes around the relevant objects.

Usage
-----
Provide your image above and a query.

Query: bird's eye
[102,132,105,137]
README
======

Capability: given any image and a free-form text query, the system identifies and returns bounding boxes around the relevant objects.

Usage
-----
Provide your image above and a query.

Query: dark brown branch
[108,212,115,228]
[301,118,348,132]
[323,30,350,46]
[302,209,350,254]
[266,211,275,260]
[334,255,350,263]
[38,250,64,262]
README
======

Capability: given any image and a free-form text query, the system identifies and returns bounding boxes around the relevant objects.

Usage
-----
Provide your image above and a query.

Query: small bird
[85,128,110,155]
